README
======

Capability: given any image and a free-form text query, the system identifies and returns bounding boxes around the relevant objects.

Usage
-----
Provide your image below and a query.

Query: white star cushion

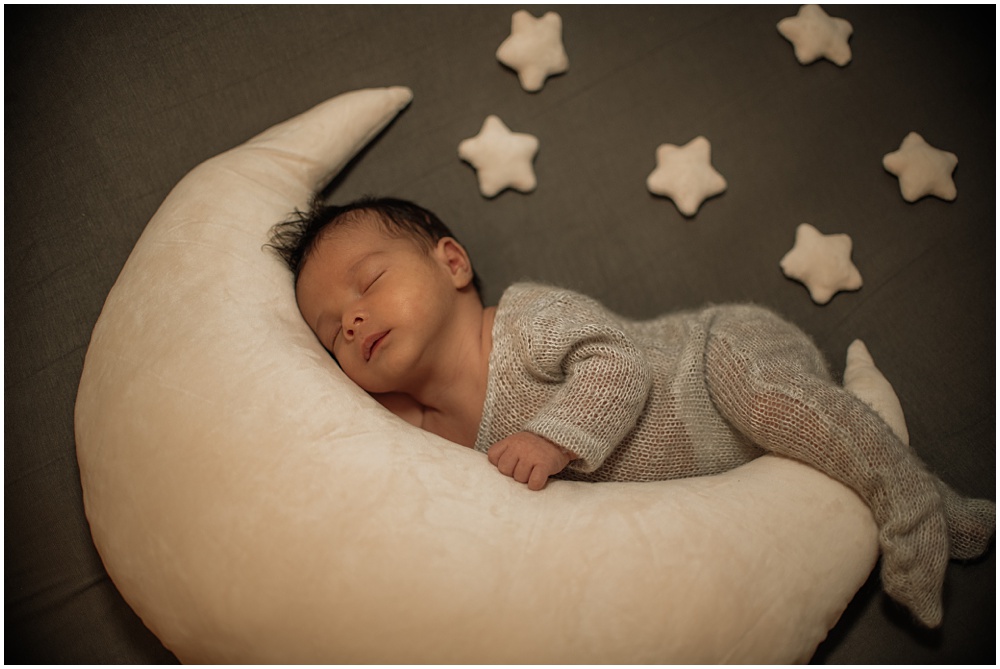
[779,223,863,304]
[646,136,727,217]
[458,115,540,198]
[496,10,569,92]
[882,131,958,203]
[777,4,853,67]
[844,340,910,444]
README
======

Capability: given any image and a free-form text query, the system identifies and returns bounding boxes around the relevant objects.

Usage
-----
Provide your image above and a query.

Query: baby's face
[295,220,464,394]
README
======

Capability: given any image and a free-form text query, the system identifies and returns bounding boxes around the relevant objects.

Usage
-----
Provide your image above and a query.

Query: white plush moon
[75,87,877,663]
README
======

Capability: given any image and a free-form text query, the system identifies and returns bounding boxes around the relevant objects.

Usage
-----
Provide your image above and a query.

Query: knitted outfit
[474,283,995,627]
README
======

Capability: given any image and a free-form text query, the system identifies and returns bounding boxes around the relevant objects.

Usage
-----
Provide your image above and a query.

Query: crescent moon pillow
[74,87,878,663]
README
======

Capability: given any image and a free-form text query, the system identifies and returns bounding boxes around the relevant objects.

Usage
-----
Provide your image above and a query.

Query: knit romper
[474,282,994,628]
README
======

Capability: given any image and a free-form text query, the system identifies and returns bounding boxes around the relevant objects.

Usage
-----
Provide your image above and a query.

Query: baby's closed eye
[362,268,385,292]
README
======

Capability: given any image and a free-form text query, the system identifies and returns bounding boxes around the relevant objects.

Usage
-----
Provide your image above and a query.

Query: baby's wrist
[555,443,577,463]
[524,431,576,463]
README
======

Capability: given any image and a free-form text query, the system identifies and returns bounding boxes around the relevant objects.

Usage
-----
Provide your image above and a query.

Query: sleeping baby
[268,196,994,629]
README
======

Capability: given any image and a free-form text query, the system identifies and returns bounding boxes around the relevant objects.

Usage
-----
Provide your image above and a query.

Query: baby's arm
[486,286,653,487]
[519,294,652,476]
[487,432,576,491]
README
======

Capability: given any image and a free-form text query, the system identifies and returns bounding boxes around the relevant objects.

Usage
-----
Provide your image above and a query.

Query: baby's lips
[362,330,388,361]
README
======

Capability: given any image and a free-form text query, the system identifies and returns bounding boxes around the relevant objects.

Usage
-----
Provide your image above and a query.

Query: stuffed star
[777,5,853,66]
[646,136,727,217]
[779,223,863,304]
[458,115,540,198]
[496,10,569,92]
[882,132,958,203]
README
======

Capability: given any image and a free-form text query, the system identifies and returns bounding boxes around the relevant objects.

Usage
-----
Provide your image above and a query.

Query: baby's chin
[330,357,377,391]
[348,375,395,396]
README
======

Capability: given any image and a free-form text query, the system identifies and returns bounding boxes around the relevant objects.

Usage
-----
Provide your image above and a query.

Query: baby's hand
[487,432,574,491]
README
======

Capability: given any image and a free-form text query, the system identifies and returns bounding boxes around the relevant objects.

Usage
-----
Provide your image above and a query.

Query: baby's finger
[513,458,535,485]
[495,448,521,478]
[527,466,549,491]
[487,440,509,466]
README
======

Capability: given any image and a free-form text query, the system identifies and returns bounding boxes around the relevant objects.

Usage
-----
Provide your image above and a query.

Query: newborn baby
[269,196,994,629]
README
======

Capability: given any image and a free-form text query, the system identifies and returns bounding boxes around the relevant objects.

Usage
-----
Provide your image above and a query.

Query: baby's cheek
[336,356,365,386]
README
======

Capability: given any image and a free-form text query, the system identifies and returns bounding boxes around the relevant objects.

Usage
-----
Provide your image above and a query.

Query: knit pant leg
[933,478,996,560]
[703,307,949,627]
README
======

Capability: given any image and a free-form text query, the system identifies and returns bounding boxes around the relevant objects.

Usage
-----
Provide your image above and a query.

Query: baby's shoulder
[496,282,628,356]
[500,281,607,319]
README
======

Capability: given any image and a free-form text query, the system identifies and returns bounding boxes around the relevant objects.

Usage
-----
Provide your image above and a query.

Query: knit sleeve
[516,288,652,473]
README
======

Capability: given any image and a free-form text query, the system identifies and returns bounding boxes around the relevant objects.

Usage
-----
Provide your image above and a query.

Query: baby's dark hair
[267,196,482,298]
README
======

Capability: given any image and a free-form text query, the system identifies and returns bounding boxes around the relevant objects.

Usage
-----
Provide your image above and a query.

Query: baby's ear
[435,237,474,289]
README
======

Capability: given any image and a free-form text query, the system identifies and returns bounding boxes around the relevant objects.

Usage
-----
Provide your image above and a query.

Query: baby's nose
[344,316,363,338]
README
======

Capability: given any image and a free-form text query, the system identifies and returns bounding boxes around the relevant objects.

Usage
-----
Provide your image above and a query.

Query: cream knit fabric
[475,283,995,627]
